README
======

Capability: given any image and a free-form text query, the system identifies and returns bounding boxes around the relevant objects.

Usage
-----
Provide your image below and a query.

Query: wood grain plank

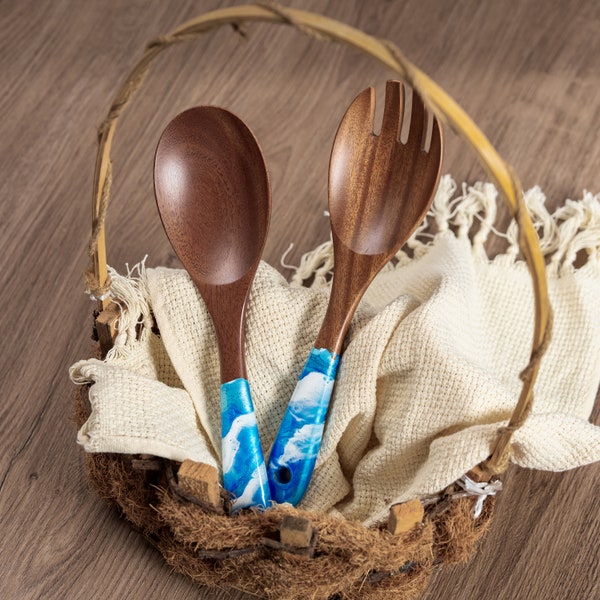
[1,0,598,598]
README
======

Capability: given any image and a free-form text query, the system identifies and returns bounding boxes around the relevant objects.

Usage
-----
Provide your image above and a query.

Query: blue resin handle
[267,347,340,505]
[221,378,271,511]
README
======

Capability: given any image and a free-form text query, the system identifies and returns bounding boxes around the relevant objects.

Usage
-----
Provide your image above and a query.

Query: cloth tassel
[280,176,600,287]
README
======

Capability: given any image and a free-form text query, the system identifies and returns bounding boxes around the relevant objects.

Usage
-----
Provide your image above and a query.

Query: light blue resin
[221,378,271,511]
[267,347,340,505]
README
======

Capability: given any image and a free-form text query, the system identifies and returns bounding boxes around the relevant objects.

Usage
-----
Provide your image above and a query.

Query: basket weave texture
[76,382,494,600]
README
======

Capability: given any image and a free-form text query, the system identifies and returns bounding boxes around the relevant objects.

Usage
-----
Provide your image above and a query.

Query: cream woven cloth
[70,176,600,526]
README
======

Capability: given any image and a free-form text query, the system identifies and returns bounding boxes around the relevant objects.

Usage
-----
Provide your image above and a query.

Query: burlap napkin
[70,176,600,525]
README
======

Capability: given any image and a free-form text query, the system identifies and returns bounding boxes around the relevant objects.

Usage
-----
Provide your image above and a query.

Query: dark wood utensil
[268,81,444,505]
[154,106,271,510]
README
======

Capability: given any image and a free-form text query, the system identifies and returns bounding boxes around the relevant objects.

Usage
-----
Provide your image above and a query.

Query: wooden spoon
[154,106,271,511]
[267,81,444,505]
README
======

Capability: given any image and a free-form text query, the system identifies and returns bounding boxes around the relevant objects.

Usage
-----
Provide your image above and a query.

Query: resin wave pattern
[220,378,271,510]
[267,347,340,505]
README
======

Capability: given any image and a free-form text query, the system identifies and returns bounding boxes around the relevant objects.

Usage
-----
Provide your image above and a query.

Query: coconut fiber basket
[76,3,552,599]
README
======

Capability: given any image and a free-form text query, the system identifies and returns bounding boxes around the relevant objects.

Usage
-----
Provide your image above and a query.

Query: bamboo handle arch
[86,1,552,478]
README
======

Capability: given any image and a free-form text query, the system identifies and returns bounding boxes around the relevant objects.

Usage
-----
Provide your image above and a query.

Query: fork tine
[409,88,427,148]
[337,86,376,138]
[380,80,404,141]
[428,113,442,158]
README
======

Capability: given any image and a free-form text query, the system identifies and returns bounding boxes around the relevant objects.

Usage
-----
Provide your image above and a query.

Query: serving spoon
[267,81,444,505]
[154,106,271,511]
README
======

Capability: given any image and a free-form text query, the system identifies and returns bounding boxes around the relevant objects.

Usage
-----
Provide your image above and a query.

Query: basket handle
[86,1,552,478]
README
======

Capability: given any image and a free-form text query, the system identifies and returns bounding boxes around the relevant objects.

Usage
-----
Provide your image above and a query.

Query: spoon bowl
[154,107,270,285]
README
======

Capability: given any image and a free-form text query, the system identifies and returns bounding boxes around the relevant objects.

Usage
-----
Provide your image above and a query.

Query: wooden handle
[88,1,552,477]
[315,234,388,354]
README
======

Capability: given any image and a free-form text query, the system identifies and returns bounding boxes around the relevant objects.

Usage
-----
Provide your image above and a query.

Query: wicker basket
[78,4,552,599]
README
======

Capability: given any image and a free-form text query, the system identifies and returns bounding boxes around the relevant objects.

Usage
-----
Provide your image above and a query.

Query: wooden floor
[1,1,599,598]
